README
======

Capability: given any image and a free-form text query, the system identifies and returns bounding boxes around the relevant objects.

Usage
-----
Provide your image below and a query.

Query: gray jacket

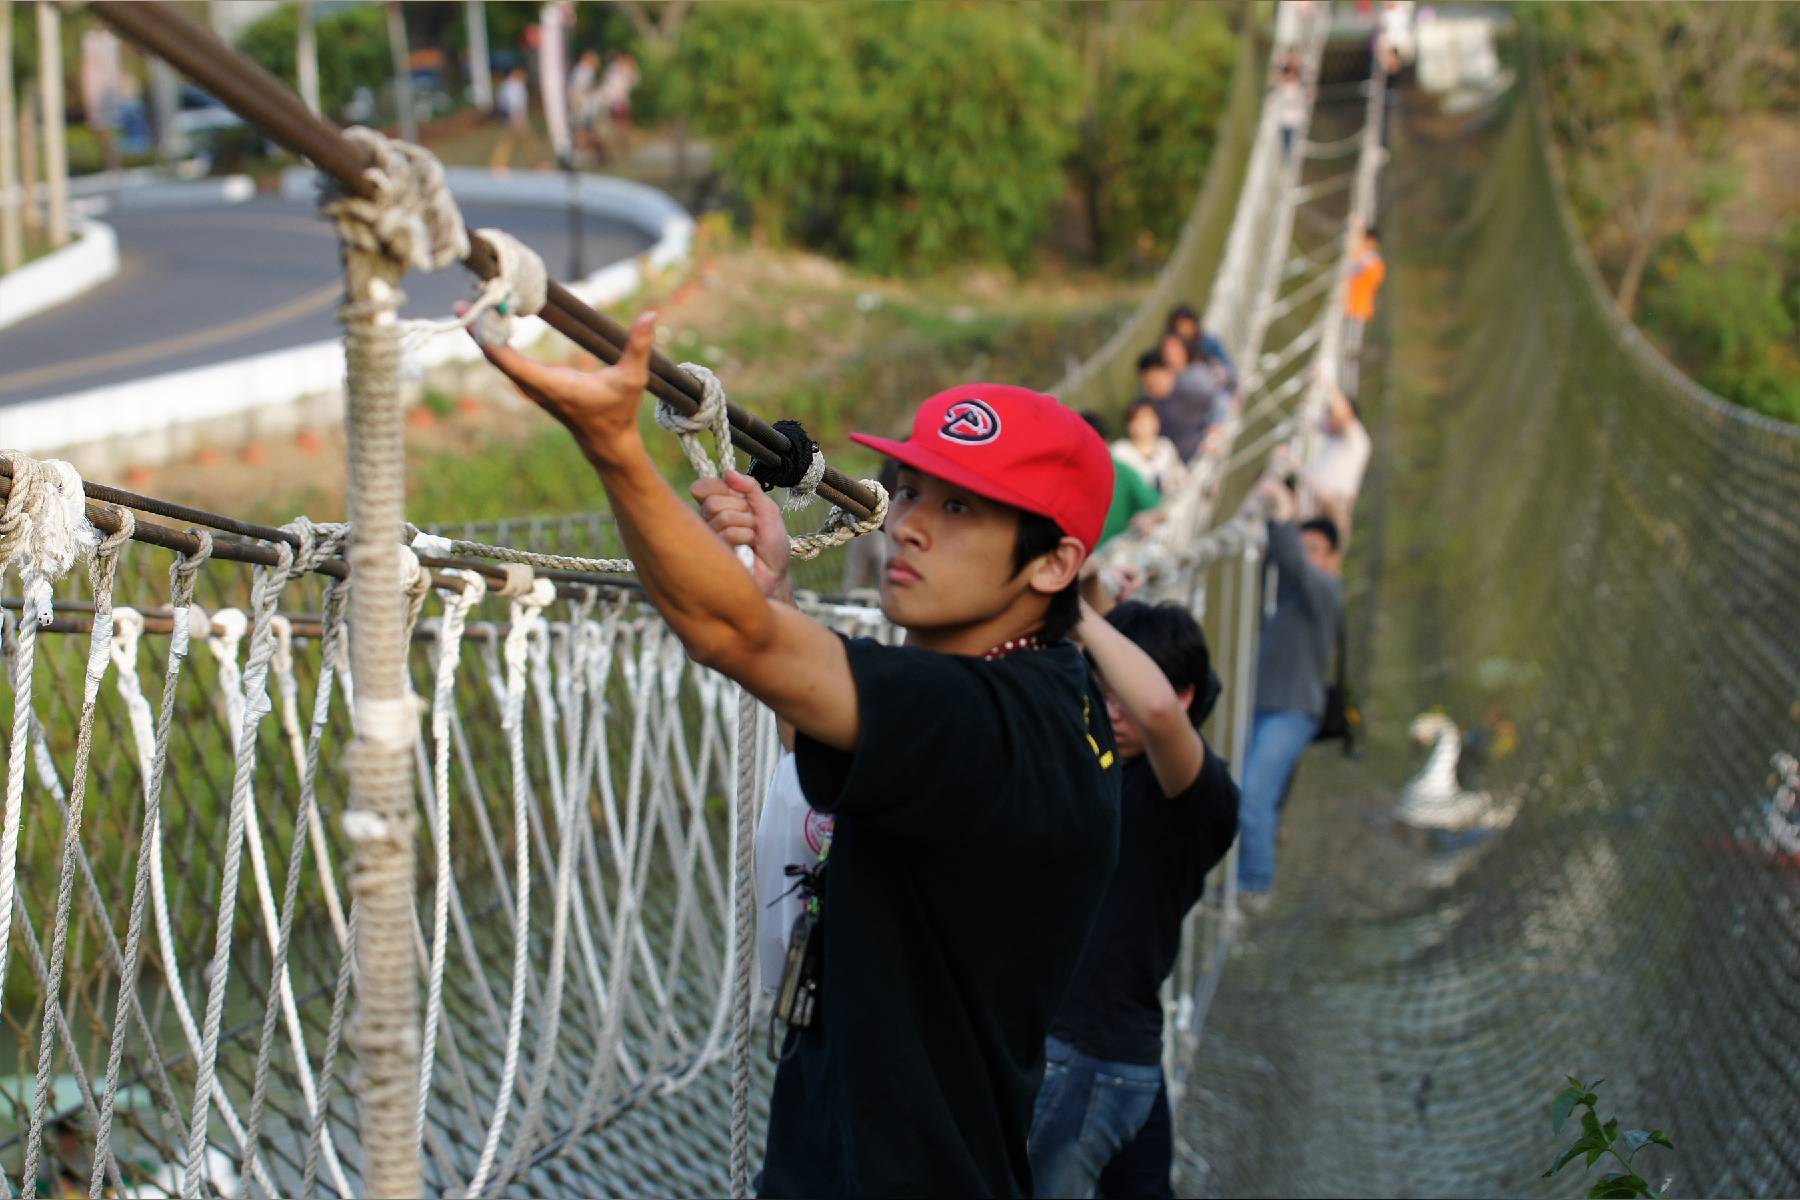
[1254,520,1342,718]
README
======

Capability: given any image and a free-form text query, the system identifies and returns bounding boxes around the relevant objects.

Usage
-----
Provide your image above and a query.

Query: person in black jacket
[473,313,1122,1198]
[1029,595,1240,1198]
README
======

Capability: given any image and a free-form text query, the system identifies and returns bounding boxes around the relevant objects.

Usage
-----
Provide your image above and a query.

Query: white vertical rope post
[322,128,468,1198]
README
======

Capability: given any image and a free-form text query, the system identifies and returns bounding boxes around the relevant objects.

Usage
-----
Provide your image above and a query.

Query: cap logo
[940,398,1002,445]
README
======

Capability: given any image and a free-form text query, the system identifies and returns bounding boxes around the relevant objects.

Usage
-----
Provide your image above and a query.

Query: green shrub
[1640,220,1800,424]
[670,2,1082,275]
[667,4,852,243]
[236,3,392,122]
[1084,10,1238,261]
[828,5,1082,274]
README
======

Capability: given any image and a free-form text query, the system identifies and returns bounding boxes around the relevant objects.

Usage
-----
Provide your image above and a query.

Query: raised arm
[1073,599,1204,798]
[472,313,860,750]
[1256,475,1338,620]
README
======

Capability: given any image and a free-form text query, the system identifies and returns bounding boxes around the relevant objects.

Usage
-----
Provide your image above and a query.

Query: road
[0,197,652,408]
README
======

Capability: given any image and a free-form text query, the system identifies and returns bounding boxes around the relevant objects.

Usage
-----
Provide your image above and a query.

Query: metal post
[0,0,20,273]
[297,0,321,116]
[465,0,493,114]
[36,0,67,248]
[386,2,418,144]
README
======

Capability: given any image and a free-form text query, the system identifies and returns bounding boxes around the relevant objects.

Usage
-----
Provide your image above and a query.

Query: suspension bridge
[1,3,1794,1198]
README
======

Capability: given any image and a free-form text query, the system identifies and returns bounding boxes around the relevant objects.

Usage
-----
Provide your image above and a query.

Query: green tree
[666,3,851,244]
[828,4,1082,273]
[236,3,391,122]
[1079,8,1237,262]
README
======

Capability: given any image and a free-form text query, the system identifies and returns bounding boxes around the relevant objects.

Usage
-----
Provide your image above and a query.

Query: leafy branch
[1543,1076,1674,1199]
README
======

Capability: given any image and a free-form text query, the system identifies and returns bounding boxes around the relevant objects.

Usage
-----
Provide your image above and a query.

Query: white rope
[461,574,555,1197]
[419,569,485,1160]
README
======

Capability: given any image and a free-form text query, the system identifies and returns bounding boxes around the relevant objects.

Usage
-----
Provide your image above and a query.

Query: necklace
[982,634,1044,661]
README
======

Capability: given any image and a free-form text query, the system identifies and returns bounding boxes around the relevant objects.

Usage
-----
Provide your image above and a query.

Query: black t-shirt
[1050,746,1238,1065]
[760,637,1121,1199]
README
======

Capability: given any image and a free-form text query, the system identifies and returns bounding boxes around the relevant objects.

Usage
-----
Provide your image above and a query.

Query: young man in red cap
[474,313,1121,1197]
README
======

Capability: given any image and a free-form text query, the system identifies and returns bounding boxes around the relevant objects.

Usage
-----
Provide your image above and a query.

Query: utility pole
[1,0,22,272]
[148,58,180,161]
[297,0,321,116]
[386,2,417,143]
[465,0,493,114]
[36,0,67,248]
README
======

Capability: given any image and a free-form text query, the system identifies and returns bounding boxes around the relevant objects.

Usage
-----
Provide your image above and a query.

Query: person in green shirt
[1083,412,1166,546]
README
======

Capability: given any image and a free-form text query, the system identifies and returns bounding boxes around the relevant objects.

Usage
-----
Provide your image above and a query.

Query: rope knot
[321,128,469,275]
[749,419,826,511]
[465,228,548,347]
[0,451,100,625]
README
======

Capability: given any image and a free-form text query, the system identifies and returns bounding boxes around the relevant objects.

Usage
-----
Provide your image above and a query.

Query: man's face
[880,468,1035,635]
[1102,680,1194,761]
[1140,366,1174,399]
[1301,529,1341,575]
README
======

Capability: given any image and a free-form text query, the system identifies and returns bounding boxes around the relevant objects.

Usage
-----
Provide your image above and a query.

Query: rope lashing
[323,118,432,1200]
[407,227,549,350]
[322,127,468,276]
[748,418,827,512]
[0,451,99,626]
[789,479,891,561]
[661,362,738,479]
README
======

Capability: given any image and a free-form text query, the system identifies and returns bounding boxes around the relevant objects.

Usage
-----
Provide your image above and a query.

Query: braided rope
[462,574,555,1197]
[727,686,759,1198]
[419,570,485,1167]
[181,539,295,1195]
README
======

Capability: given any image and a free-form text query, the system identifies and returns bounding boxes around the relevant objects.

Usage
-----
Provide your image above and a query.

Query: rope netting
[1174,70,1800,1200]
[17,6,1779,1198]
[0,6,1358,1193]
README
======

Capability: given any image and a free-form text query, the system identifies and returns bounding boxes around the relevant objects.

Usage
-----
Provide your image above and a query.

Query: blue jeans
[1236,709,1321,893]
[1028,1036,1163,1199]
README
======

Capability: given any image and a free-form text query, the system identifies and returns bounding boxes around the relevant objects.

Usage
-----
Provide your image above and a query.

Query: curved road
[0,197,652,407]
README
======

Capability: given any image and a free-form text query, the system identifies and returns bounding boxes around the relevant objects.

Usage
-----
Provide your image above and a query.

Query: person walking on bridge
[473,317,1122,1198]
[1237,474,1343,908]
[1341,224,1386,397]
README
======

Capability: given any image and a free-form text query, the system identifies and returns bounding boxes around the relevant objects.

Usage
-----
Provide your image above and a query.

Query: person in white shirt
[1298,383,1372,543]
[1112,401,1186,496]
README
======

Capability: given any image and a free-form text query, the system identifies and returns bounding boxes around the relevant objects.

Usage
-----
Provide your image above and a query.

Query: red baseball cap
[850,383,1115,554]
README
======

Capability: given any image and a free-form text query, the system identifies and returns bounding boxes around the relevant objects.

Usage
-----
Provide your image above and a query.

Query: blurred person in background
[1236,473,1342,910]
[489,66,531,175]
[1165,303,1232,380]
[1297,381,1371,543]
[1341,225,1385,396]
[1083,413,1165,548]
[1112,401,1186,496]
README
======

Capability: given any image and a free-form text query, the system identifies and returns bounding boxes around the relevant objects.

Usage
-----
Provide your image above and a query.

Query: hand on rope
[692,472,795,601]
[467,310,890,565]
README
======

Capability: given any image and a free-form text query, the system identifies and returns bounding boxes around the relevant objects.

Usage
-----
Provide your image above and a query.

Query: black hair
[1104,600,1222,726]
[1078,410,1111,441]
[1299,515,1341,552]
[1127,398,1161,421]
[1136,349,1166,374]
[1166,302,1199,331]
[1012,511,1081,643]
[1363,225,1380,244]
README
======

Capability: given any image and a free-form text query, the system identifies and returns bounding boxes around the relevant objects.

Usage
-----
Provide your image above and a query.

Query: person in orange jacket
[1342,224,1386,396]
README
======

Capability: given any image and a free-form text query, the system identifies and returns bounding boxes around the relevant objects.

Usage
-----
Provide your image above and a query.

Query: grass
[140,232,1141,531]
